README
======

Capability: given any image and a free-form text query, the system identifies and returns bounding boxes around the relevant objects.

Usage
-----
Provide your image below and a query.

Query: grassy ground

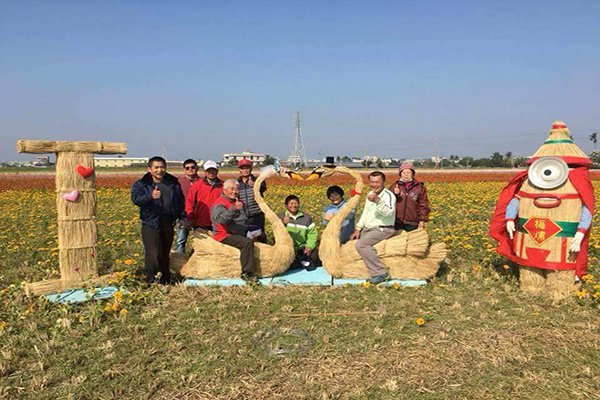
[1,180,600,399]
[2,272,600,399]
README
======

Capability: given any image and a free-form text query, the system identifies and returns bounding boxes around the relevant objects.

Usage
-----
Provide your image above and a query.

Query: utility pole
[287,112,307,166]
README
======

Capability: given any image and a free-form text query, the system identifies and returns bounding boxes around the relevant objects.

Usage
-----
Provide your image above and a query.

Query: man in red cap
[237,158,267,242]
[390,162,430,232]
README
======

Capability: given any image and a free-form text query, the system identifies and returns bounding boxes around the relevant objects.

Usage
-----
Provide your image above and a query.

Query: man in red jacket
[211,179,257,282]
[185,160,223,230]
[391,162,430,231]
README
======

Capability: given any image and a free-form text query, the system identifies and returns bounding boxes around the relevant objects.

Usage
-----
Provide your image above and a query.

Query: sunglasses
[184,166,197,170]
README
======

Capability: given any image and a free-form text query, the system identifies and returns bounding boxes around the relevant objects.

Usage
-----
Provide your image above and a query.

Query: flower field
[1,171,600,398]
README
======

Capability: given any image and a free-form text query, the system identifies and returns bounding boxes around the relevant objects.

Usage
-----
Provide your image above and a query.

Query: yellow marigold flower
[503,264,510,270]
[363,281,371,288]
[393,282,400,290]
[119,309,128,317]
[472,264,481,272]
[581,274,594,283]
[114,291,123,302]
[415,318,426,326]
[124,259,135,266]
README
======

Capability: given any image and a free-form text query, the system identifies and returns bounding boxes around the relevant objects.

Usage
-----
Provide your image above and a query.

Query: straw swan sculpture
[316,165,447,279]
[170,165,295,278]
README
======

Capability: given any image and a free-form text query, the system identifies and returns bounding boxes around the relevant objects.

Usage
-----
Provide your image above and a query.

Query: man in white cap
[185,160,224,230]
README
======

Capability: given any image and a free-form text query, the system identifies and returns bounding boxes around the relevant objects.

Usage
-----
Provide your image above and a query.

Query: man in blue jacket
[131,156,185,284]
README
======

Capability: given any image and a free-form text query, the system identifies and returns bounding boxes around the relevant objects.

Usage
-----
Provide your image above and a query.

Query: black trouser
[141,216,174,284]
[247,213,267,243]
[394,222,418,232]
[291,247,318,271]
[222,234,255,275]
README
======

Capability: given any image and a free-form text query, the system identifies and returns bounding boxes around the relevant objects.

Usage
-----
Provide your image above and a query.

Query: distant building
[94,157,149,168]
[32,156,51,167]
[222,150,267,166]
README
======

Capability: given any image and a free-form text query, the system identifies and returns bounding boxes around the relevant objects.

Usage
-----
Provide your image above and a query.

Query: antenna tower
[288,111,307,166]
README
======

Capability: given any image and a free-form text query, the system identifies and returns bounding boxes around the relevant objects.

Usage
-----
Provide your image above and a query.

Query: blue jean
[176,225,190,253]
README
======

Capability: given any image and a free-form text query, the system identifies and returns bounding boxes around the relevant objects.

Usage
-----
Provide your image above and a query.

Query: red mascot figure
[490,121,595,301]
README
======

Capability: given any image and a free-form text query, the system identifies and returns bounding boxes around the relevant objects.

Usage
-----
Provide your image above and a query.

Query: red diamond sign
[522,217,562,246]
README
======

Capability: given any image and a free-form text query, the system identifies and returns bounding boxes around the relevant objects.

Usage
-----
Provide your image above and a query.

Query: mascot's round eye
[528,157,568,189]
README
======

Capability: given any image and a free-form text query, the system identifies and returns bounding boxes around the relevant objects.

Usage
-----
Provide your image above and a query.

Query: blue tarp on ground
[268,267,332,286]
[184,267,427,287]
[44,286,122,304]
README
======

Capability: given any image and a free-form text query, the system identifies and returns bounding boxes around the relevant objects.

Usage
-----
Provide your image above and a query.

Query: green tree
[590,132,597,151]
[490,152,505,167]
[262,155,276,166]
[458,156,473,167]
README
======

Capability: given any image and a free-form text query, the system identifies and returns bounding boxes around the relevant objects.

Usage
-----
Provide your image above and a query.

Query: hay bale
[16,140,127,154]
[56,152,98,282]
[16,139,127,296]
[545,269,575,302]
[519,266,546,296]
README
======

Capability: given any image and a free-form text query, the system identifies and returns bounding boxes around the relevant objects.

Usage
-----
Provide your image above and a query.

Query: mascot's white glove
[569,231,585,253]
[506,220,515,239]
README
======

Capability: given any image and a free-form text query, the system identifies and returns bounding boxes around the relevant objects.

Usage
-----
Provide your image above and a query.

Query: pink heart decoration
[63,190,79,202]
[76,165,94,178]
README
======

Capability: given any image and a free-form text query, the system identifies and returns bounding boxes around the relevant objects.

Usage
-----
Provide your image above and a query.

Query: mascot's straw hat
[528,120,592,167]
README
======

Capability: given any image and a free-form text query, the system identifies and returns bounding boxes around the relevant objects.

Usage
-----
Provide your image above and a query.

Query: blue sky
[2,0,600,161]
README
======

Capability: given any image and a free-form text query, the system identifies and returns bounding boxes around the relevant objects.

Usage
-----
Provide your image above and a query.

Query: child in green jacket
[279,195,319,270]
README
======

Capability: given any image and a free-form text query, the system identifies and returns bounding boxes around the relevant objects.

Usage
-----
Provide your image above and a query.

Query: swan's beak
[305,172,322,180]
[285,170,305,180]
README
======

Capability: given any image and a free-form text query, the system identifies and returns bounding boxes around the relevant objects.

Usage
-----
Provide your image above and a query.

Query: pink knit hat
[399,162,415,175]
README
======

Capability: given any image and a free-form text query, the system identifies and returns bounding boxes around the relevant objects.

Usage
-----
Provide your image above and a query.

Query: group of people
[131,157,430,285]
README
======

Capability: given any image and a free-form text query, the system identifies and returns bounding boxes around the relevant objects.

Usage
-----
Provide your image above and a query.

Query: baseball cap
[237,158,252,168]
[203,160,219,171]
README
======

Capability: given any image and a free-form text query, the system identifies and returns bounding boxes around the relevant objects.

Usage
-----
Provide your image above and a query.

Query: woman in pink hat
[391,162,430,231]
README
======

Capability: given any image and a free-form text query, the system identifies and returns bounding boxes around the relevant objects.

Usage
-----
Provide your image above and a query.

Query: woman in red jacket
[391,162,430,231]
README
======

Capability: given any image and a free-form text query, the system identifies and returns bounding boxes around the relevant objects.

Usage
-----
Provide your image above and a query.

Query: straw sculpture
[170,165,296,278]
[16,139,128,296]
[317,166,447,279]
[490,121,594,301]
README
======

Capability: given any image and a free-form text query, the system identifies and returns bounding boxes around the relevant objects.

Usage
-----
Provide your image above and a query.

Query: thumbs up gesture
[152,185,161,199]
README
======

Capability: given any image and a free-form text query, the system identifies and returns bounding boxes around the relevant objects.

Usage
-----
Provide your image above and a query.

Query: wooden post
[17,140,127,296]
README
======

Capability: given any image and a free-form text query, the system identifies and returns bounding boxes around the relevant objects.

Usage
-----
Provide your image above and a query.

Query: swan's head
[305,165,337,180]
[258,165,306,181]
[258,165,280,179]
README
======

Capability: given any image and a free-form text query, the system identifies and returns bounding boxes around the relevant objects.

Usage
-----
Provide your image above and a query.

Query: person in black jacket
[131,156,185,284]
